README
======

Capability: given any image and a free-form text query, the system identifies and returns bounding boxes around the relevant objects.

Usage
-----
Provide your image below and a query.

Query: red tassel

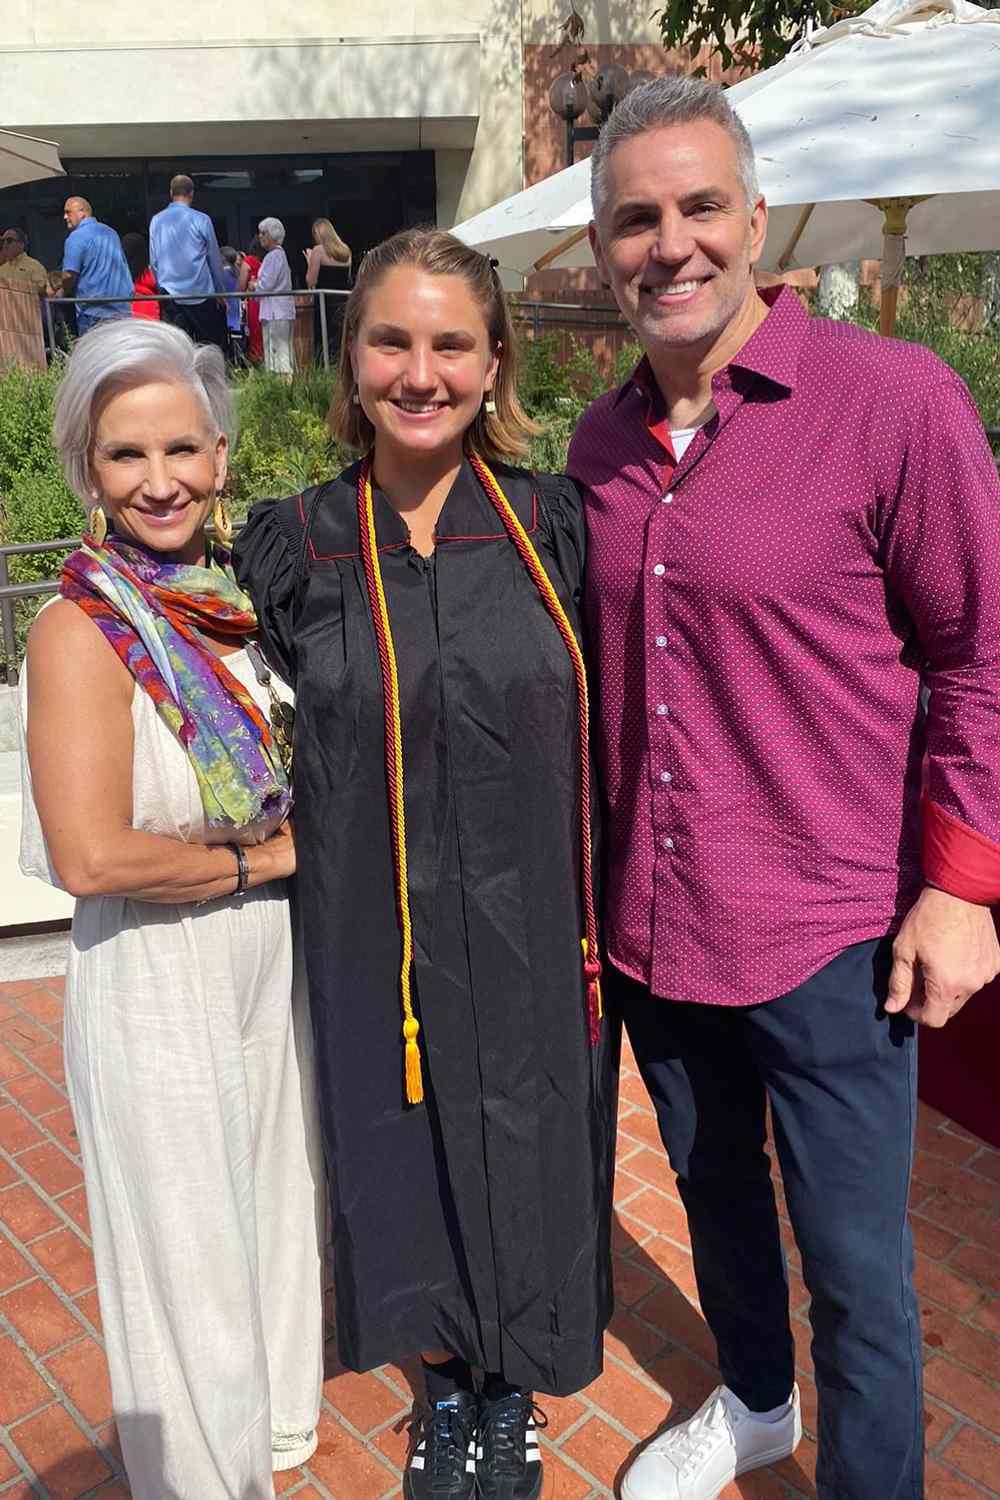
[583,952,603,1045]
[587,981,602,1044]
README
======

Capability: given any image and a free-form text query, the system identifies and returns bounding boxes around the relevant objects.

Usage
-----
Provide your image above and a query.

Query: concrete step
[1,746,75,955]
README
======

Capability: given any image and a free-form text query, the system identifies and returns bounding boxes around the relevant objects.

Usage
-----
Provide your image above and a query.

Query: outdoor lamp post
[548,64,652,168]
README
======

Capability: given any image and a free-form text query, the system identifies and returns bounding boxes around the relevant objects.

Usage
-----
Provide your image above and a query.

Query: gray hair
[53,319,236,503]
[258,217,285,245]
[590,76,759,221]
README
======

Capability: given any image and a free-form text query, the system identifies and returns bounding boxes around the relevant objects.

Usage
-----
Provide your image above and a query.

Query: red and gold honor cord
[358,454,603,1107]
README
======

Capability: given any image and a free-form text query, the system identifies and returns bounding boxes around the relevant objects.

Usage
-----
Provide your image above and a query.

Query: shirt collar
[613,284,805,417]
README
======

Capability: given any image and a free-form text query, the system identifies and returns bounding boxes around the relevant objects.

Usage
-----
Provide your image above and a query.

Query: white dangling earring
[484,397,497,415]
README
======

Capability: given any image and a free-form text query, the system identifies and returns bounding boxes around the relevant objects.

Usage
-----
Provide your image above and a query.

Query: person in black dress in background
[234,228,617,1500]
[304,217,351,362]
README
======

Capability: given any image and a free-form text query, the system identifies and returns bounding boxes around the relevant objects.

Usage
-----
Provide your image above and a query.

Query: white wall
[522,0,665,47]
[4,0,526,221]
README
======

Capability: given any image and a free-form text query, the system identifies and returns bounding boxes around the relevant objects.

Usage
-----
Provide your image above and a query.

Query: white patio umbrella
[453,0,1000,332]
[0,128,65,191]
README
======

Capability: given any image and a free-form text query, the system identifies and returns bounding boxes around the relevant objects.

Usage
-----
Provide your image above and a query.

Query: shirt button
[662,492,674,504]
[655,634,667,647]
[652,563,666,577]
[660,770,672,783]
[655,704,669,716]
[662,836,675,850]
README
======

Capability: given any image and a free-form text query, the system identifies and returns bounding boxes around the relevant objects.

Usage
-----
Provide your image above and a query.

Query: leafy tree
[652,0,861,74]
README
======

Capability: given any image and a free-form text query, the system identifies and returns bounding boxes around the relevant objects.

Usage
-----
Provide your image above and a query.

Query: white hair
[590,76,759,221]
[258,217,286,245]
[52,318,236,504]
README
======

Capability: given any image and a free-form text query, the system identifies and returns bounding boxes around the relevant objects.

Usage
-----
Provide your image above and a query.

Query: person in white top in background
[253,217,296,378]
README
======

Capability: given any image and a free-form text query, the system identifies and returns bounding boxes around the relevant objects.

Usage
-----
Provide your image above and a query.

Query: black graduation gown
[234,458,618,1396]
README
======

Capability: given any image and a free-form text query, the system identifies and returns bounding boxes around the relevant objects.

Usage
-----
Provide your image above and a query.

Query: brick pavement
[0,974,998,1499]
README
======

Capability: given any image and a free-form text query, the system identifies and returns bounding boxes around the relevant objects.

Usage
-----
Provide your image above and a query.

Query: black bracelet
[228,842,250,896]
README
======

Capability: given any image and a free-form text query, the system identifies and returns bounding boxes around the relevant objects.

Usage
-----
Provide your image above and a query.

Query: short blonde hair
[330,227,538,463]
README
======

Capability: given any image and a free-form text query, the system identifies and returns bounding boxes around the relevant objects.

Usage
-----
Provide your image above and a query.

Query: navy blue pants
[611,938,923,1500]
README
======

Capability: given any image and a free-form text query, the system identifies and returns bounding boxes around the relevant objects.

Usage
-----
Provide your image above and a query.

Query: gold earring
[87,505,107,546]
[213,494,233,548]
[484,398,497,415]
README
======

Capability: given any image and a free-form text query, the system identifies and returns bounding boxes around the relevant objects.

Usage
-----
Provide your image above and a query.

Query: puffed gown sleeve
[534,472,586,613]
[232,498,303,687]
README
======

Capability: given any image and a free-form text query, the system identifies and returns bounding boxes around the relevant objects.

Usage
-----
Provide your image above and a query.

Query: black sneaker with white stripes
[404,1392,479,1500]
[476,1390,544,1500]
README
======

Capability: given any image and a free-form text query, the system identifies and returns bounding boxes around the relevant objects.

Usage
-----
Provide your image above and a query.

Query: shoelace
[480,1396,547,1477]
[651,1391,735,1477]
[411,1401,475,1487]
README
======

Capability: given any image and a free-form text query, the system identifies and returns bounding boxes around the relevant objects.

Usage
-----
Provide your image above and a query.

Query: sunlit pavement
[0,976,997,1499]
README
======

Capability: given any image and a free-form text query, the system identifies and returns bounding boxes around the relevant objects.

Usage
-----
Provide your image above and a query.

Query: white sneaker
[621,1384,801,1500]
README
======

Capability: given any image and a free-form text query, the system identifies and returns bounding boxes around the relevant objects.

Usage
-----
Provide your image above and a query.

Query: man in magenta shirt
[568,78,1000,1500]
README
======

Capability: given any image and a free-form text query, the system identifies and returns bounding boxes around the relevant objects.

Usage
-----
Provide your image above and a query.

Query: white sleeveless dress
[19,642,324,1500]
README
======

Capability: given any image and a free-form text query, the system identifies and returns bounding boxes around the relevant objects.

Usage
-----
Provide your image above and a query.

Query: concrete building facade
[1,0,673,275]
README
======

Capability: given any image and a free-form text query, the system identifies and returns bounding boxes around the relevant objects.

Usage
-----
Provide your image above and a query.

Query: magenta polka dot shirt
[568,288,1000,1005]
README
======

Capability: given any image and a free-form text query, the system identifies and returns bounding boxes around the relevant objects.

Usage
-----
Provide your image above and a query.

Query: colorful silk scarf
[60,534,291,830]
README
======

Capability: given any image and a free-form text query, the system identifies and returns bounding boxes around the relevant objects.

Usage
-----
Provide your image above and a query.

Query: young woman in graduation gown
[234,228,617,1500]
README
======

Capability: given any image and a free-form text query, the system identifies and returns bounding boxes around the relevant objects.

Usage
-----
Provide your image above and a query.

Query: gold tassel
[403,1016,424,1105]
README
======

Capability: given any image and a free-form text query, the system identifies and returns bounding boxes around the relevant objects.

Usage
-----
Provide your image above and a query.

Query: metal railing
[40,292,624,360]
[0,540,73,684]
[511,299,628,339]
[41,287,349,368]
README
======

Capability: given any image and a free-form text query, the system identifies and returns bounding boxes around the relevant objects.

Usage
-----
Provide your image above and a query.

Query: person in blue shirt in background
[220,245,246,364]
[149,174,228,352]
[61,199,134,335]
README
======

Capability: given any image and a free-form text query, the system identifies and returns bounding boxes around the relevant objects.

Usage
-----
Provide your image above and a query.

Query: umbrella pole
[878,199,908,336]
[866,196,932,337]
[533,225,590,273]
[775,204,816,273]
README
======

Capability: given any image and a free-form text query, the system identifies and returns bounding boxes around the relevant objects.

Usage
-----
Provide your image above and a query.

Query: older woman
[254,216,296,377]
[235,228,618,1500]
[18,319,323,1500]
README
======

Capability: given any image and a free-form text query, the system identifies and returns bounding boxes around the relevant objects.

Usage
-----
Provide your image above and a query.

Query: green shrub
[0,361,81,673]
[229,366,345,513]
[0,361,68,499]
[515,332,575,414]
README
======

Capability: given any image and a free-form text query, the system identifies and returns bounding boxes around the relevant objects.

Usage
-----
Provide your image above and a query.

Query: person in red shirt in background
[568,76,1000,1500]
[238,237,264,364]
[122,232,160,321]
